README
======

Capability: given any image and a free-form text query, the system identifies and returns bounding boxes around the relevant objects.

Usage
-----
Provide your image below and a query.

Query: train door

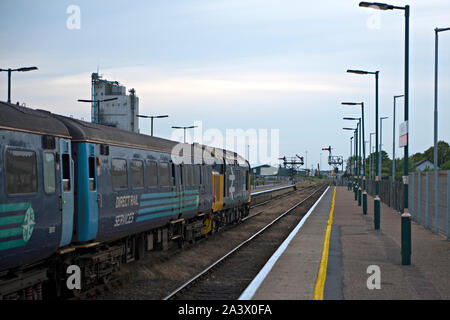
[178,164,185,216]
[59,139,74,246]
[171,163,181,217]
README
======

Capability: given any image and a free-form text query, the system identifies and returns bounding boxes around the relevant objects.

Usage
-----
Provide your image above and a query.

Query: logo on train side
[22,206,35,243]
[113,195,138,227]
[0,202,35,251]
[115,195,139,208]
[229,167,235,199]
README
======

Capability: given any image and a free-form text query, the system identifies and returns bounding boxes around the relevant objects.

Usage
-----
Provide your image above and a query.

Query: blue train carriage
[49,116,217,289]
[0,103,74,299]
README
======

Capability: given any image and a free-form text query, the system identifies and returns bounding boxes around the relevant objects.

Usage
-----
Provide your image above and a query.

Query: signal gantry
[321,146,343,174]
[278,155,305,182]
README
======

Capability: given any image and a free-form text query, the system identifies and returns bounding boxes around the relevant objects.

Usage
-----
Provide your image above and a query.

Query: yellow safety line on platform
[313,186,336,300]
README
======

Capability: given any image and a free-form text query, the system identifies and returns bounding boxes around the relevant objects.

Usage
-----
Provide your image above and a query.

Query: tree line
[345,140,450,181]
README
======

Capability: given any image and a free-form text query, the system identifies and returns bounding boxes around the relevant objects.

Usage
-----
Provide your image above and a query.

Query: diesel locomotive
[0,101,251,299]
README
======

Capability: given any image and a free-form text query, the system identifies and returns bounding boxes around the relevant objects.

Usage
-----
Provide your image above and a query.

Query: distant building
[415,160,436,171]
[251,164,278,176]
[91,73,139,133]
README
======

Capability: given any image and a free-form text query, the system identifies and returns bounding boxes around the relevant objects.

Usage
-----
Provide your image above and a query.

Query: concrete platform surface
[251,186,333,299]
[330,186,450,300]
[248,185,450,300]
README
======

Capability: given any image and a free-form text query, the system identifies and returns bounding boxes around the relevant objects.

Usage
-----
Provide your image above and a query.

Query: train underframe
[0,203,250,300]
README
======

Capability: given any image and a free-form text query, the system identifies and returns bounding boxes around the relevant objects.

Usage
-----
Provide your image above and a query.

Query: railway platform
[241,186,450,300]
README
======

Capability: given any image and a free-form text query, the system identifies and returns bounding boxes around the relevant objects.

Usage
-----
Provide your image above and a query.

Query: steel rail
[163,184,326,300]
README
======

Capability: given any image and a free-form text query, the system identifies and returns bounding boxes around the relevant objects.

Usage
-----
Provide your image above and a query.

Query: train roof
[52,114,181,154]
[0,101,249,165]
[0,101,71,138]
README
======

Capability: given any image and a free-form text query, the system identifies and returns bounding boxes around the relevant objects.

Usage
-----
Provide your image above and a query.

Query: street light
[0,66,38,103]
[137,114,169,136]
[434,27,450,237]
[349,136,354,190]
[343,101,368,212]
[359,1,411,265]
[379,116,389,180]
[392,95,404,182]
[344,127,358,200]
[344,118,362,206]
[78,98,118,124]
[370,132,376,179]
[347,69,380,227]
[172,125,198,143]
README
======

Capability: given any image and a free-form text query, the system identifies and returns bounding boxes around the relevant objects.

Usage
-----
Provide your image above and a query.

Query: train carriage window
[180,165,184,185]
[184,165,189,186]
[131,160,144,189]
[43,152,56,193]
[190,165,195,186]
[88,156,96,191]
[160,162,170,187]
[62,154,71,192]
[185,165,191,186]
[6,149,37,194]
[199,165,202,185]
[112,159,128,190]
[146,161,158,187]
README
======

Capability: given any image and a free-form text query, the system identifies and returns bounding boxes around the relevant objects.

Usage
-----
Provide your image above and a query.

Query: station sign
[399,121,408,148]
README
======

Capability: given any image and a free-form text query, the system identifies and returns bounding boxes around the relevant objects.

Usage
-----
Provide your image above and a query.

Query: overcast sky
[1,0,450,169]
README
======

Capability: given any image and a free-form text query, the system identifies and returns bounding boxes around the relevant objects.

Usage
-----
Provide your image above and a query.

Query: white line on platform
[238,185,330,300]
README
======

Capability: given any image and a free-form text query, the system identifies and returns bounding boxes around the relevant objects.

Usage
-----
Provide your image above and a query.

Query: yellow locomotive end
[211,171,224,212]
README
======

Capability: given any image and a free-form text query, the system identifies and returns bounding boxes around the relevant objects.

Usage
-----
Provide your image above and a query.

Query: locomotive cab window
[131,160,144,189]
[43,152,56,194]
[245,171,249,191]
[6,149,37,195]
[112,158,128,190]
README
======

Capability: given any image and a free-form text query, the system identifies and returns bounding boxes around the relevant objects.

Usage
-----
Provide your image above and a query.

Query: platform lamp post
[0,66,38,103]
[359,0,410,265]
[137,114,169,136]
[343,102,367,213]
[392,95,404,182]
[172,125,198,143]
[379,116,389,182]
[370,133,375,179]
[347,69,380,230]
[434,27,450,237]
[344,118,362,206]
[344,127,358,200]
[77,97,118,124]
[349,136,354,190]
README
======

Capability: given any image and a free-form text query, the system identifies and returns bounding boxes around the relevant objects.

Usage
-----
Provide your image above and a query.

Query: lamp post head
[347,69,378,76]
[359,2,394,10]
[17,67,38,72]
[342,102,363,106]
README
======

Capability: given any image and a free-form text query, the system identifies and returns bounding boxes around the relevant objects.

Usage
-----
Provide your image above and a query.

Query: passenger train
[0,101,251,299]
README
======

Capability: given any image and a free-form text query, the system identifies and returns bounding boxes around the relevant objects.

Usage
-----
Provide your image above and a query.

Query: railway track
[74,182,324,300]
[163,184,327,300]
